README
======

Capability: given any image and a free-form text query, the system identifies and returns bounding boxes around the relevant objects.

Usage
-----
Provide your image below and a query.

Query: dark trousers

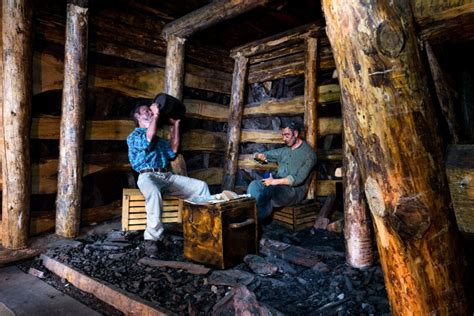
[248,180,306,221]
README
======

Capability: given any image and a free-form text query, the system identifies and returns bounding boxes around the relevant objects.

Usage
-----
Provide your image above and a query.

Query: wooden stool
[272,200,319,231]
[121,188,183,231]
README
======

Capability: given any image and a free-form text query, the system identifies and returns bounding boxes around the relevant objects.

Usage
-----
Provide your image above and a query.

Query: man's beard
[285,138,296,147]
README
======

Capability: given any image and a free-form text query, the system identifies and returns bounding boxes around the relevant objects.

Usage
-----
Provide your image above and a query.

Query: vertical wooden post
[425,42,460,144]
[222,53,248,190]
[304,36,319,199]
[343,135,373,268]
[164,35,186,100]
[55,0,89,238]
[164,35,187,176]
[322,0,468,314]
[1,0,33,249]
[0,0,4,243]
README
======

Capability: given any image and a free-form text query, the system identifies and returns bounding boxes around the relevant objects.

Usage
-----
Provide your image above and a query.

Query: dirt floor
[16,219,392,315]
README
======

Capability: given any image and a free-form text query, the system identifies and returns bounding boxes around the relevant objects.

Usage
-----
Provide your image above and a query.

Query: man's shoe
[144,240,160,257]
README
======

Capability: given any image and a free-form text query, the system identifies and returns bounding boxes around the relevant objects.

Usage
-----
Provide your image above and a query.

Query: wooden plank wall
[228,26,343,196]
[0,31,344,198]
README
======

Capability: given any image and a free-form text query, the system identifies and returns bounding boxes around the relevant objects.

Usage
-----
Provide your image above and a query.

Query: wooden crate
[122,188,183,231]
[272,200,319,231]
[446,145,474,234]
[182,198,258,269]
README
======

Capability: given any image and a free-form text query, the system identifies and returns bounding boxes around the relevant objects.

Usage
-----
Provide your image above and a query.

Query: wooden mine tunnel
[0,0,473,314]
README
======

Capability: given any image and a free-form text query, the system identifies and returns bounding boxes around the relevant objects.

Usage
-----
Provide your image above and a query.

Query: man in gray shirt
[248,122,317,221]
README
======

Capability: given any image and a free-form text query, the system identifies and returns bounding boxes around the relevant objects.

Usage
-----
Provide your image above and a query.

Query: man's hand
[150,103,160,117]
[261,173,291,187]
[261,173,274,186]
[169,118,181,127]
[255,153,268,164]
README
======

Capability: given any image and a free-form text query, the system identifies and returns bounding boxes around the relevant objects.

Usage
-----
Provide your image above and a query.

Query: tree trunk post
[55,0,89,238]
[1,0,33,249]
[164,35,186,100]
[304,36,319,199]
[222,53,248,190]
[322,0,468,314]
[164,35,187,176]
[343,136,373,268]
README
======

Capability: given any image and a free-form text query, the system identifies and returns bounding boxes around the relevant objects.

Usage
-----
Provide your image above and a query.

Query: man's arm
[169,119,181,153]
[261,173,291,187]
[146,103,160,142]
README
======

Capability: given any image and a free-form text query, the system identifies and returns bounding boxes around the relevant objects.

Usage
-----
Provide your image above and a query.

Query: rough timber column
[56,0,89,237]
[322,0,468,314]
[164,35,187,176]
[222,53,248,190]
[1,0,33,249]
[304,36,318,199]
[164,35,186,100]
[343,134,373,269]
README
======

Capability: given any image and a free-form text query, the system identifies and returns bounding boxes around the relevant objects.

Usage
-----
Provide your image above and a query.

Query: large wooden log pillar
[1,0,33,249]
[304,36,319,199]
[222,53,248,190]
[322,0,468,314]
[343,135,373,268]
[55,0,89,238]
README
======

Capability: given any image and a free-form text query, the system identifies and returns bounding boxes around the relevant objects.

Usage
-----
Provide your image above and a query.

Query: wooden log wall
[224,23,343,196]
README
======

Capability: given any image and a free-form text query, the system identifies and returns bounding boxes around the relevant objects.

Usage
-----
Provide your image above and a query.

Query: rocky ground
[18,220,391,315]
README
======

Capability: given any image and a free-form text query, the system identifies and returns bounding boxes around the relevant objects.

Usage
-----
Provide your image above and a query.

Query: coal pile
[38,222,390,315]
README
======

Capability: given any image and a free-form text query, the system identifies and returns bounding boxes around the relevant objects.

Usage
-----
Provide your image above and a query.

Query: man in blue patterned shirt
[127,99,210,257]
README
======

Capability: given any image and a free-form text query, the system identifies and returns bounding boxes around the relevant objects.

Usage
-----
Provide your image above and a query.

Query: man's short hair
[131,100,151,126]
[282,121,302,134]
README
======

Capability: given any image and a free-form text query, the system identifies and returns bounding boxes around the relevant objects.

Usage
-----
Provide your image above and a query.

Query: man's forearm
[273,177,291,186]
[170,124,180,153]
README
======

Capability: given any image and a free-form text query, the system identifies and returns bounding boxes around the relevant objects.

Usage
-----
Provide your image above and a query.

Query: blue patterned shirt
[127,128,176,172]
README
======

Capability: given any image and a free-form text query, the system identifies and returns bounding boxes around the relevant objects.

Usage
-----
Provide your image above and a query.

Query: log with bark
[259,238,344,268]
[343,138,373,268]
[313,193,336,230]
[138,258,210,275]
[56,0,89,238]
[222,54,248,190]
[322,0,468,314]
[1,0,33,249]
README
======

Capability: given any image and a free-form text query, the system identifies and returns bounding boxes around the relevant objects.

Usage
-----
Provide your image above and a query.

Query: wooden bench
[122,189,183,231]
[272,200,319,231]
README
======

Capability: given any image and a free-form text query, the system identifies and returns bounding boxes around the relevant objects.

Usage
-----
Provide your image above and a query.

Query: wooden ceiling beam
[230,22,325,58]
[162,0,270,40]
[415,2,474,44]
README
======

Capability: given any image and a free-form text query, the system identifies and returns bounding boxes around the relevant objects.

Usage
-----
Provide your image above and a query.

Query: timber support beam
[162,0,270,41]
[323,0,468,314]
[55,0,89,238]
[1,0,33,249]
[222,53,248,190]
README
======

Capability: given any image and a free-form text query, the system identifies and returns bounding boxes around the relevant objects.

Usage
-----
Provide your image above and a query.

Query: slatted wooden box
[122,188,183,231]
[272,200,319,231]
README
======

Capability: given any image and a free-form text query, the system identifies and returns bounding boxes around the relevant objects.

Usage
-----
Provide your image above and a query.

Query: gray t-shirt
[262,141,317,187]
